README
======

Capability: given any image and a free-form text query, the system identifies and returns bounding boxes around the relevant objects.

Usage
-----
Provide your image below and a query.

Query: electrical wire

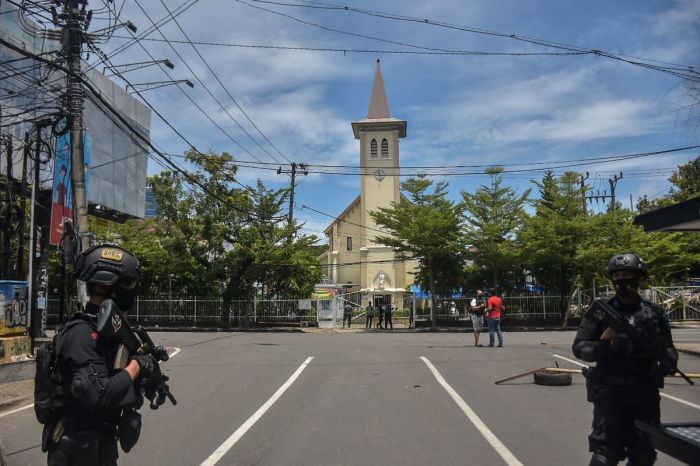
[157,0,292,164]
[108,35,593,57]
[131,0,284,165]
[251,0,700,81]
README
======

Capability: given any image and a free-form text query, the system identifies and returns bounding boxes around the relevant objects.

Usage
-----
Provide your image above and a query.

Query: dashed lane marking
[421,356,523,466]
[199,356,315,466]
[552,354,700,411]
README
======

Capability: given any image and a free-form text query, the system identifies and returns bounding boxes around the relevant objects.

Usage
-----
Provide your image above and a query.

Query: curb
[678,348,700,358]
[0,394,31,412]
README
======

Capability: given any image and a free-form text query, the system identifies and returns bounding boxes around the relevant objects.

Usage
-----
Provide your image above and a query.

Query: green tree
[461,167,530,289]
[369,175,465,326]
[637,156,700,213]
[520,172,587,320]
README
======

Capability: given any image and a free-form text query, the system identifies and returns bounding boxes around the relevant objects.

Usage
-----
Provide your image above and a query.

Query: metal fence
[645,286,700,320]
[47,296,320,326]
[414,296,563,323]
[45,286,700,327]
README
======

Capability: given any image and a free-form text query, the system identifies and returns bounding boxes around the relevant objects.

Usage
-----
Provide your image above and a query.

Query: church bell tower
[351,60,407,297]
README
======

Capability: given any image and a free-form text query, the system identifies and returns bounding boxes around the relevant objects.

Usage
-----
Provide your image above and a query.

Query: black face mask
[114,291,136,311]
[613,277,640,298]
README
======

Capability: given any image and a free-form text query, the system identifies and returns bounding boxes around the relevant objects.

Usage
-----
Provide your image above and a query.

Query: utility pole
[277,162,308,226]
[608,172,623,211]
[28,118,52,341]
[1,132,12,279]
[59,0,91,304]
[579,171,589,215]
[15,132,29,279]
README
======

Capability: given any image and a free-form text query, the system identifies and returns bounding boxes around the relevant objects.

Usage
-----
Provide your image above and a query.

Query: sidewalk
[0,378,33,412]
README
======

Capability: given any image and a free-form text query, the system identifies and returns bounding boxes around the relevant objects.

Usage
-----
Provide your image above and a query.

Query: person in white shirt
[469,290,486,347]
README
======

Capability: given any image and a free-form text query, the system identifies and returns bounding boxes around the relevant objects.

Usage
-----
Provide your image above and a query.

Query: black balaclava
[612,276,641,299]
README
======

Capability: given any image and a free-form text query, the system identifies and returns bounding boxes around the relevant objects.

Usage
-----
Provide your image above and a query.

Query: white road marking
[0,346,183,419]
[421,356,523,466]
[0,402,34,419]
[200,356,315,466]
[168,347,181,359]
[552,354,700,411]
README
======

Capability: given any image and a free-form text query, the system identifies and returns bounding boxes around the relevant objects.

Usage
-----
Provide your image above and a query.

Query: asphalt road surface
[2,328,700,466]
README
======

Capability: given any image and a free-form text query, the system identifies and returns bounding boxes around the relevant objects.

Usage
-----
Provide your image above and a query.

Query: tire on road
[533,371,572,386]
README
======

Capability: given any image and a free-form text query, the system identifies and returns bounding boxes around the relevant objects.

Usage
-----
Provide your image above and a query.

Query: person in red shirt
[486,288,505,347]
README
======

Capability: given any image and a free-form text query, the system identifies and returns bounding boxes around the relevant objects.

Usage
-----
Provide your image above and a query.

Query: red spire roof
[366,59,391,119]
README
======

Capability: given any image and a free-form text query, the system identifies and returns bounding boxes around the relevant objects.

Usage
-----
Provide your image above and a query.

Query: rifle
[96,299,177,408]
[589,298,693,386]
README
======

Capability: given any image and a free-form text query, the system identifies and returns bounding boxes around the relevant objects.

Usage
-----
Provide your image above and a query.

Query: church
[320,60,418,309]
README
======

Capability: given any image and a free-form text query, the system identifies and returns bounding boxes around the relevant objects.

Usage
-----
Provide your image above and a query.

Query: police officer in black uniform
[573,253,679,466]
[47,244,156,466]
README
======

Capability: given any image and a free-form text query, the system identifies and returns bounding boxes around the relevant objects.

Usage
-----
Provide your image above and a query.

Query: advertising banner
[50,133,91,245]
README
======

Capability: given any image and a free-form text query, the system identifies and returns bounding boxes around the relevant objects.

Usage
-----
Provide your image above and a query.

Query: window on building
[381,138,389,157]
[347,236,352,251]
[370,139,378,157]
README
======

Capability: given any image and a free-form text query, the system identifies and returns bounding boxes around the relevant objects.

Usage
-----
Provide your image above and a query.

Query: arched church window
[381,138,389,157]
[370,139,378,158]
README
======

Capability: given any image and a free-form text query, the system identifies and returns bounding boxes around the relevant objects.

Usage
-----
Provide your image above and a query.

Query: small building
[319,61,418,309]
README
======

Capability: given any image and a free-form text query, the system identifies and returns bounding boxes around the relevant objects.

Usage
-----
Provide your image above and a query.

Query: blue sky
[96,0,700,239]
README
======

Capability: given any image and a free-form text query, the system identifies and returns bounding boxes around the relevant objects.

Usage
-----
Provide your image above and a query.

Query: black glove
[132,354,156,381]
[610,333,635,357]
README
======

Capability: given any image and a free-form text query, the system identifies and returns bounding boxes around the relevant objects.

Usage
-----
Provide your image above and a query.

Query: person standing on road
[573,253,679,466]
[365,302,375,328]
[486,288,505,347]
[376,302,384,329]
[343,302,353,328]
[469,290,486,347]
[41,244,156,466]
[384,303,393,330]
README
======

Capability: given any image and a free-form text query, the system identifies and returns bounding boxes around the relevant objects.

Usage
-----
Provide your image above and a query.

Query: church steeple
[352,60,406,140]
[367,59,391,119]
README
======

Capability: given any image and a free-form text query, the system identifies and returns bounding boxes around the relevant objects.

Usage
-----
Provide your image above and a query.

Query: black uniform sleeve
[572,315,612,362]
[63,325,136,413]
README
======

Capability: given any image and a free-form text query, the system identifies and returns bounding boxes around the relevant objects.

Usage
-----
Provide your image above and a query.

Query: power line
[0,35,274,220]
[103,0,201,60]
[157,0,292,164]
[109,35,592,57]
[130,0,282,165]
[161,145,699,170]
[251,0,700,81]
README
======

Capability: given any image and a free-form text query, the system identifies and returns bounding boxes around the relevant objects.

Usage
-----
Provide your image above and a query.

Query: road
[2,329,699,466]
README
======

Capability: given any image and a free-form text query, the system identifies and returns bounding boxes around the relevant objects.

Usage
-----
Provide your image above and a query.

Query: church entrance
[373,294,392,308]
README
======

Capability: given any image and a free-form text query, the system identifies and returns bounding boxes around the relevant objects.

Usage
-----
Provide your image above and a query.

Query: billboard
[49,133,91,245]
[1,4,151,220]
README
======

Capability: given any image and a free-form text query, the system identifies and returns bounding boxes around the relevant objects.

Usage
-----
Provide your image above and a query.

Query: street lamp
[126,79,194,93]
[103,58,175,76]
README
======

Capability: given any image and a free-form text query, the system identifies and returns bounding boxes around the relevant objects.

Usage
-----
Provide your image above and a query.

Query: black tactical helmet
[75,244,139,290]
[606,253,647,277]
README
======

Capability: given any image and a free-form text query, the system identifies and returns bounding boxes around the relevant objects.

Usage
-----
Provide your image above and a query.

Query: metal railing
[646,286,700,320]
[45,286,700,327]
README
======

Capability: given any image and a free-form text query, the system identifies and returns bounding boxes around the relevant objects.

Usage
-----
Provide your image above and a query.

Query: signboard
[298,299,312,310]
[50,133,91,245]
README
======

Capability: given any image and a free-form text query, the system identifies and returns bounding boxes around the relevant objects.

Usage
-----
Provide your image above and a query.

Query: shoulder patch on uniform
[591,307,605,322]
[101,248,123,261]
